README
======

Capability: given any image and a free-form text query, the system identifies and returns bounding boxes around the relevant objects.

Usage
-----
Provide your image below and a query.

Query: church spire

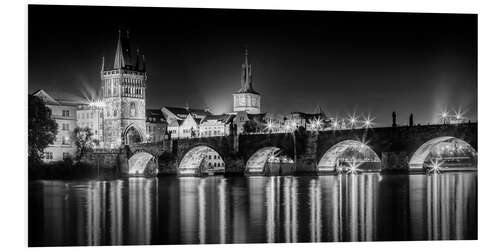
[100,56,105,73]
[113,29,133,69]
[113,29,125,69]
[238,48,258,94]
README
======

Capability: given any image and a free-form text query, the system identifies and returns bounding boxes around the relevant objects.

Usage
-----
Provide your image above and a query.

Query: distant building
[199,114,235,137]
[33,89,81,162]
[161,106,211,139]
[233,49,261,114]
[145,109,167,143]
[287,109,326,131]
[101,30,147,148]
[264,113,286,133]
[76,104,103,145]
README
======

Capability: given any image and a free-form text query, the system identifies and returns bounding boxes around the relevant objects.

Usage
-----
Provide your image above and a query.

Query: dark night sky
[28,5,477,126]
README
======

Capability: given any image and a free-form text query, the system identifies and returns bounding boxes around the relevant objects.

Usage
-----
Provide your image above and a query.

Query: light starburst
[426,158,444,174]
[348,113,359,128]
[345,159,361,174]
[362,114,375,129]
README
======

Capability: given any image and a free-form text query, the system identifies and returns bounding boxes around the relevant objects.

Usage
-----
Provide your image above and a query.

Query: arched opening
[317,140,381,173]
[246,147,294,175]
[178,145,225,176]
[128,152,158,176]
[124,125,143,145]
[409,136,477,171]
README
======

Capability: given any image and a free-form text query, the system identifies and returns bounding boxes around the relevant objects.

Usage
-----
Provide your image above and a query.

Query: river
[28,171,477,246]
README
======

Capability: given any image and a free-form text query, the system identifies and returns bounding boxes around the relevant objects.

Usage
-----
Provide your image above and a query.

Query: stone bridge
[120,123,477,176]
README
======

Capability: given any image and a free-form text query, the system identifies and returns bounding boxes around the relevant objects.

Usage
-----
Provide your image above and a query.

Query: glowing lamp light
[362,115,375,129]
[89,99,106,108]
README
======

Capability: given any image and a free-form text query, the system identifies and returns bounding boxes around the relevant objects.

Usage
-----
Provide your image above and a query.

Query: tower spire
[113,29,125,69]
[135,49,140,70]
[113,28,133,69]
[101,56,105,73]
[239,48,257,94]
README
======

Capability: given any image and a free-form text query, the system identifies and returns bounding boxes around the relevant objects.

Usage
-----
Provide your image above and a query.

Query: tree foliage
[28,95,58,165]
[72,127,94,161]
[243,120,258,134]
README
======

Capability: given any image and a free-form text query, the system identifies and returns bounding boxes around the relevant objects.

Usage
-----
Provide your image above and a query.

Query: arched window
[130,102,136,117]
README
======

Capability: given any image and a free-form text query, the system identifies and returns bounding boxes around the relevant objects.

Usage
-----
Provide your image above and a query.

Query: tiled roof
[163,106,212,117]
[146,109,166,123]
[201,114,235,124]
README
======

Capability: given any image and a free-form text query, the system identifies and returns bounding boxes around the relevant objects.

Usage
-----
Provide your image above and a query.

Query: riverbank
[28,161,119,180]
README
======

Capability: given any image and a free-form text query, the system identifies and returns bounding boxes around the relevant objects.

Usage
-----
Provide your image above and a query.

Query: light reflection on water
[28,171,477,246]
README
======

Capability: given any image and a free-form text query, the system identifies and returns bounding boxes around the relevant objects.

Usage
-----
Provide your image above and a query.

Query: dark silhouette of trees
[72,127,94,162]
[243,120,258,134]
[28,95,58,165]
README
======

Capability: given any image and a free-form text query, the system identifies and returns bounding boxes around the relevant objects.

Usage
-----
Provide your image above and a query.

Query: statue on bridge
[409,113,414,127]
[392,111,397,128]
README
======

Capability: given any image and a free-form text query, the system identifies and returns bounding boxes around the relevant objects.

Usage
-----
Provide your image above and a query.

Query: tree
[28,95,58,165]
[243,120,258,134]
[72,127,94,161]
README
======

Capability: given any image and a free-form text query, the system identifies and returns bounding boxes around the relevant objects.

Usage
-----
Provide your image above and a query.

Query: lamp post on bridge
[285,120,298,168]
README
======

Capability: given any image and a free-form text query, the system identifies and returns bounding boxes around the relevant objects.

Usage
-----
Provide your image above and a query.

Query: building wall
[146,122,167,143]
[199,120,230,137]
[44,104,77,162]
[178,115,199,138]
[233,92,261,114]
[76,107,102,143]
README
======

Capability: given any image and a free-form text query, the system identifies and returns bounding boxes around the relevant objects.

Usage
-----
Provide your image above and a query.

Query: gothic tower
[101,30,147,148]
[233,49,261,114]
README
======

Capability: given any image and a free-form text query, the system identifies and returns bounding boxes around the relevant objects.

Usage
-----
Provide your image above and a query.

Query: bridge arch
[178,145,225,175]
[409,136,477,170]
[128,151,158,176]
[245,146,290,174]
[317,140,381,173]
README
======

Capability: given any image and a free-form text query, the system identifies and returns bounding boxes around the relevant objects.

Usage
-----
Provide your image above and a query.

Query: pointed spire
[113,28,133,69]
[238,48,258,94]
[135,49,140,70]
[244,47,249,66]
[142,54,146,72]
[100,56,105,73]
[113,29,125,69]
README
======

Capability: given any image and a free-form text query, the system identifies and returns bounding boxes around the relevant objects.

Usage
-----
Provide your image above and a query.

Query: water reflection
[29,171,477,246]
[409,172,477,240]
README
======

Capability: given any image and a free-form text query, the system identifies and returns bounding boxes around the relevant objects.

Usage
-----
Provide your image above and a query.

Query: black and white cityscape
[28,5,477,246]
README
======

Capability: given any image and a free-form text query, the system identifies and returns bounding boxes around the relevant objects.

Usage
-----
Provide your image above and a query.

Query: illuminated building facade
[33,89,79,162]
[145,109,167,143]
[199,114,235,137]
[76,104,103,145]
[162,106,211,139]
[233,49,261,114]
[101,30,147,148]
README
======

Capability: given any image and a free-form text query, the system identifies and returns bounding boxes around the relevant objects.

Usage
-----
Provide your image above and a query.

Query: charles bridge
[90,123,477,176]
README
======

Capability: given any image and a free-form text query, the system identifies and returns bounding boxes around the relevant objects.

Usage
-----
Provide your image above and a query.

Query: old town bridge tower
[101,30,147,148]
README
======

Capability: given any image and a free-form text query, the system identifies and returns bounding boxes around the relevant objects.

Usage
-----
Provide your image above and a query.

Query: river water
[28,171,477,246]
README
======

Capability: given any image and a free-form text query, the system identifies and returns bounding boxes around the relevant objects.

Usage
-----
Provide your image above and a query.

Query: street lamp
[348,113,358,129]
[362,115,375,129]
[286,119,298,168]
[312,117,323,132]
[440,110,448,124]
